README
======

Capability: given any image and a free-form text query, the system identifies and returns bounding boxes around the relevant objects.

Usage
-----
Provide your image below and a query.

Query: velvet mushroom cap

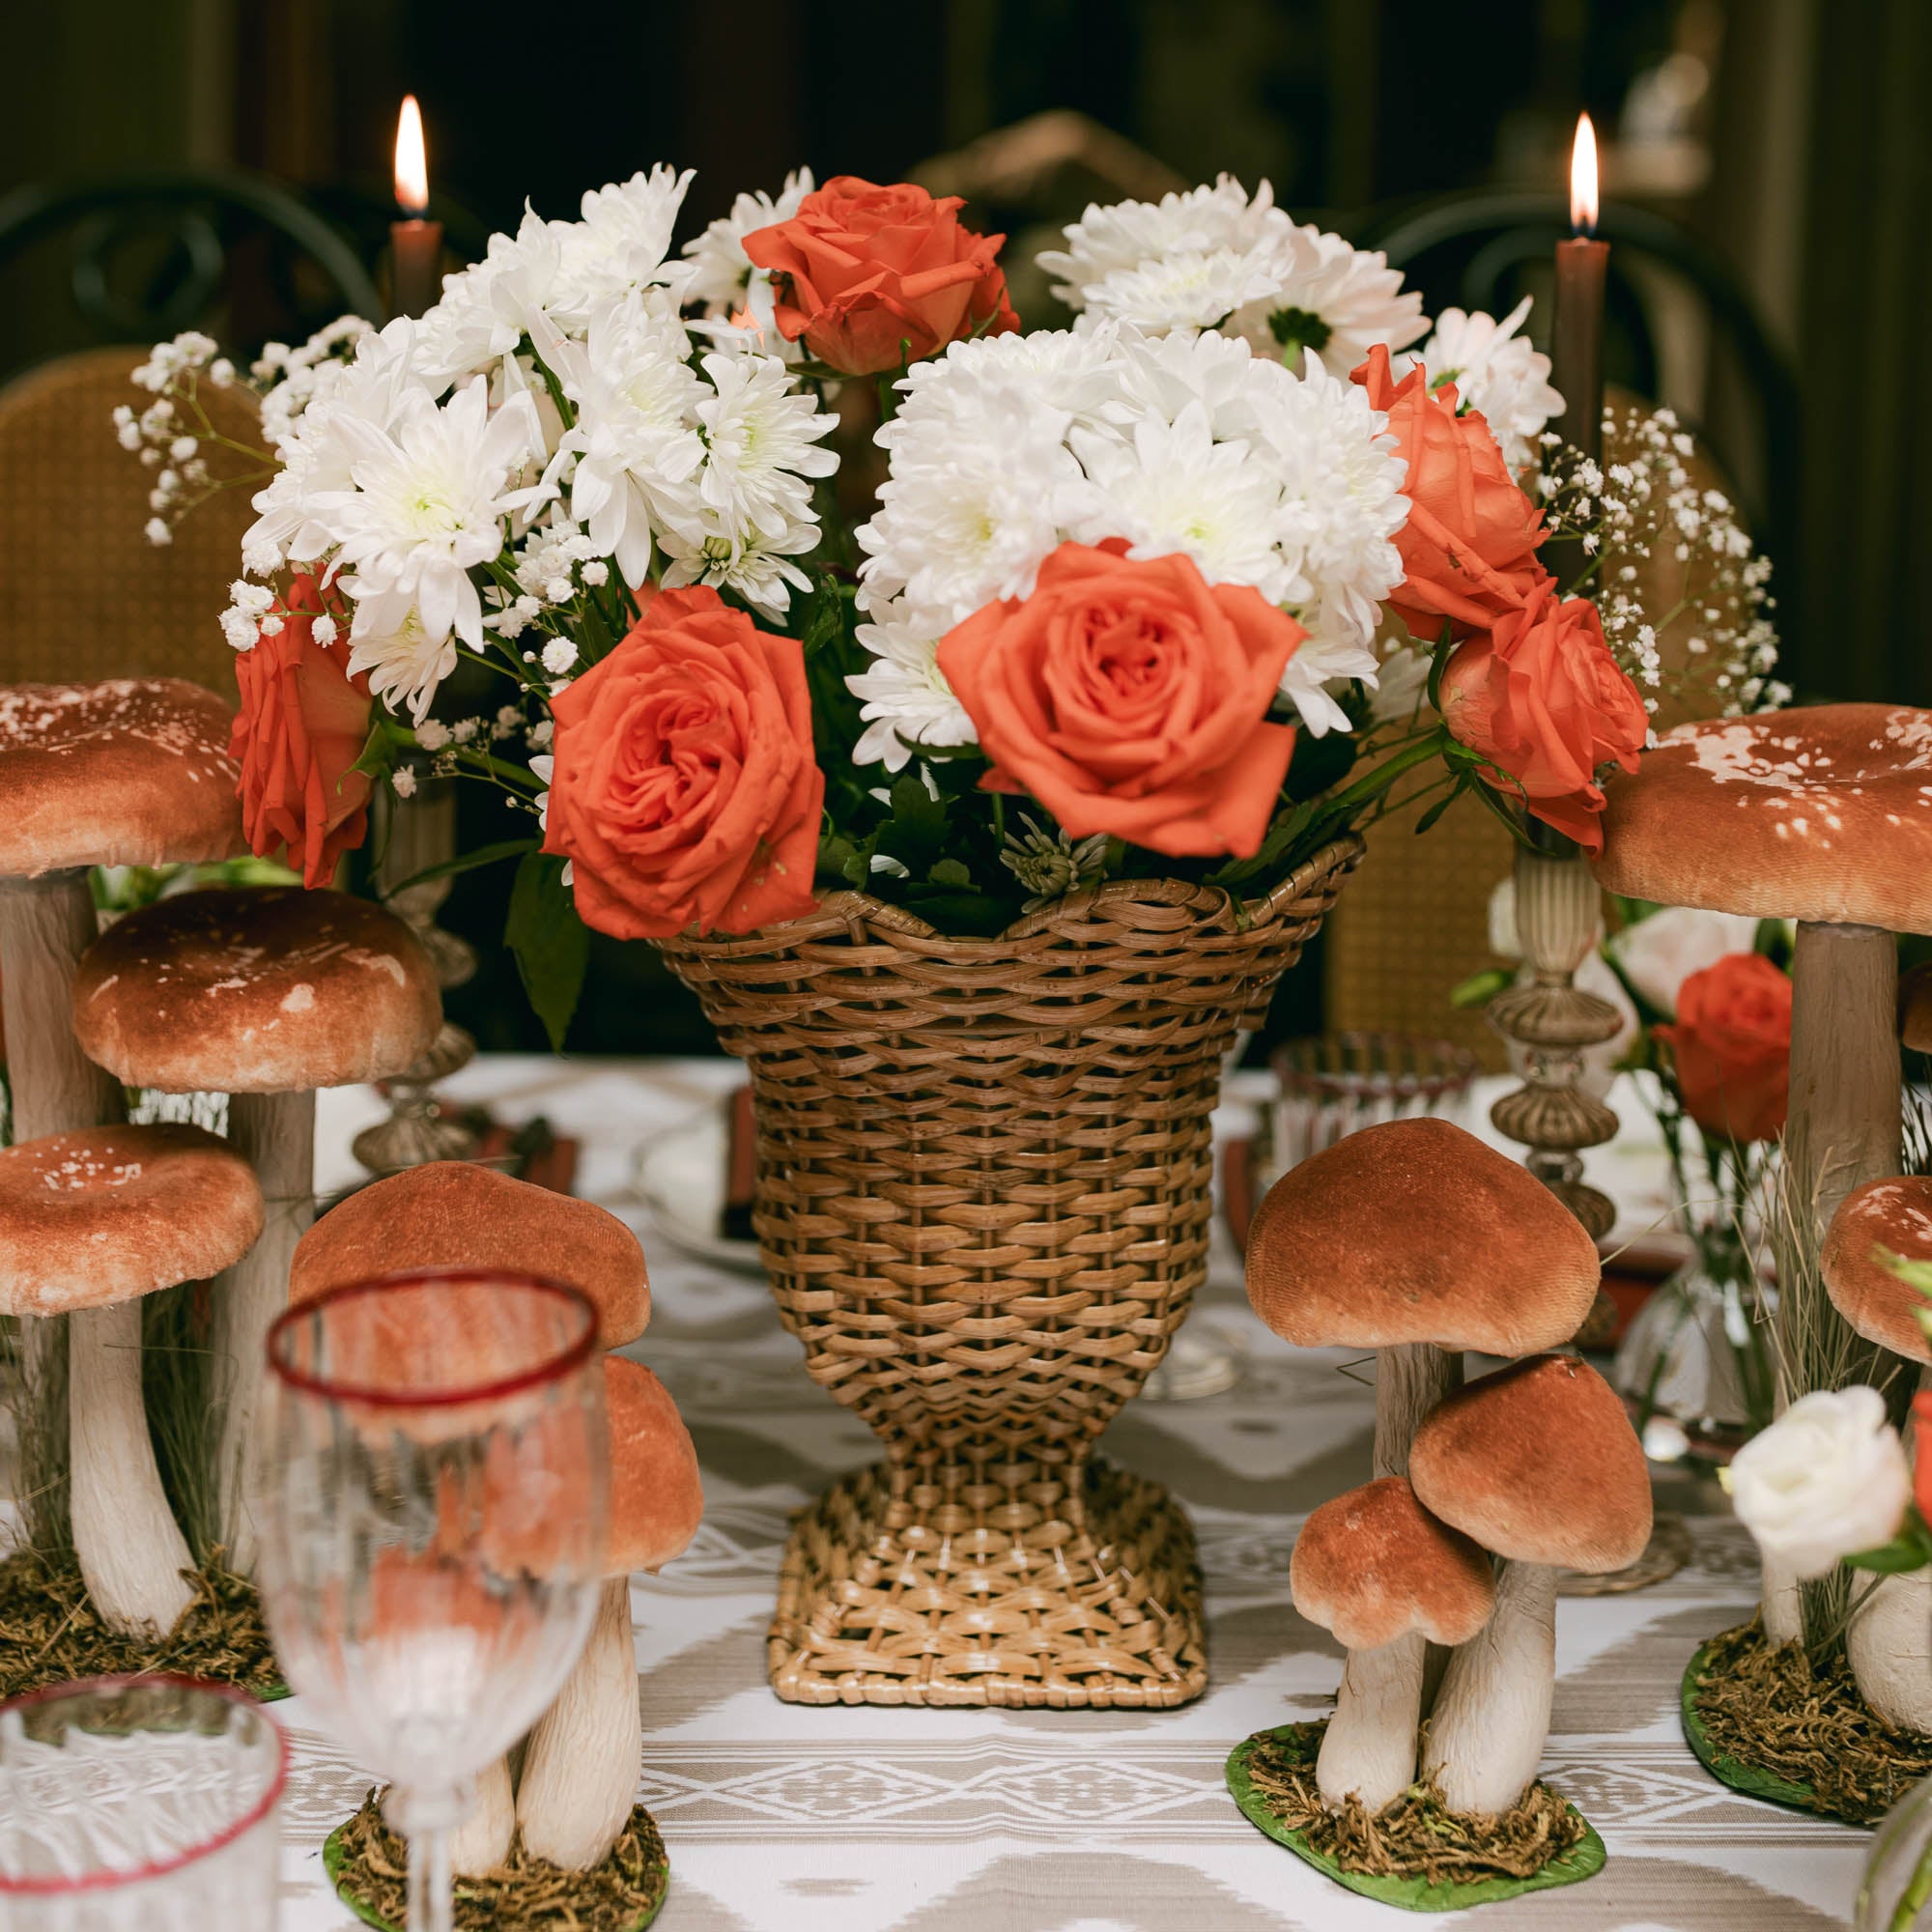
[1245,1117,1601,1354]
[1594,705,1932,932]
[606,1357,703,1577]
[290,1161,650,1349]
[0,1123,263,1317]
[1409,1354,1652,1574]
[1291,1476,1496,1650]
[1900,963,1932,1054]
[1822,1177,1932,1365]
[71,886,440,1094]
[0,678,242,878]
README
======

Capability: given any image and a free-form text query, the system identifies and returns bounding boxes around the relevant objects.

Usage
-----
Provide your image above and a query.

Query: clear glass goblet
[0,1674,288,1930]
[259,1267,609,1932]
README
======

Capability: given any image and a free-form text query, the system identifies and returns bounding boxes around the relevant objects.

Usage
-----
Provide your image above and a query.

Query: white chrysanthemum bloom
[1076,248,1287,339]
[681,168,815,359]
[1409,298,1563,470]
[1038,175,1282,294]
[413,210,565,387]
[552,166,696,325]
[690,351,838,552]
[550,295,707,586]
[1223,224,1425,376]
[848,611,977,771]
[1369,640,1432,724]
[656,519,818,619]
[343,594,460,724]
[323,380,546,656]
[889,325,1131,436]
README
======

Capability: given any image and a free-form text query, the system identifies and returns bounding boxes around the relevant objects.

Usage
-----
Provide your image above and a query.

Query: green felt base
[1679,1637,1850,1821]
[322,1820,668,1931]
[1225,1724,1607,1913]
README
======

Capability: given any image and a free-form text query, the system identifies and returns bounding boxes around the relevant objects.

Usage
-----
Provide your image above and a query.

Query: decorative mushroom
[1246,1118,1602,1478]
[516,1356,702,1870]
[0,1123,262,1633]
[1822,1176,1932,1728]
[288,1160,653,1874]
[70,886,440,1568]
[1408,1354,1652,1814]
[1289,1476,1496,1811]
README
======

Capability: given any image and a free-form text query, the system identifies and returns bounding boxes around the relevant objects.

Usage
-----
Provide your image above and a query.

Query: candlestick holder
[353,781,480,1177]
[1486,822,1620,1242]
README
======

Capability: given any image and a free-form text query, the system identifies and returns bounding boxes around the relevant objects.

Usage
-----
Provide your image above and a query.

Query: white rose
[1727,1386,1911,1579]
[1608,906,1761,1017]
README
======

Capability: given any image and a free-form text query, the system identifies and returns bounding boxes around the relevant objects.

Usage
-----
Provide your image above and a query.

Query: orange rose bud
[1438,584,1647,854]
[543,586,822,941]
[1654,953,1793,1147]
[936,542,1303,861]
[1353,343,1549,640]
[742,175,1018,377]
[229,574,374,889]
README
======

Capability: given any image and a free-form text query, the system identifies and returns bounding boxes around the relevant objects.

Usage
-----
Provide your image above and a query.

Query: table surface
[272,1061,1861,1930]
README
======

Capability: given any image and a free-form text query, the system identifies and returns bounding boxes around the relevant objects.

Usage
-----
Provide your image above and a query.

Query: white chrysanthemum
[847,611,977,771]
[343,595,459,724]
[323,380,546,656]
[690,351,838,551]
[1409,298,1563,470]
[1224,224,1425,375]
[413,210,565,386]
[682,168,814,320]
[551,295,707,586]
[553,166,696,323]
[1066,403,1293,603]
[889,325,1130,435]
[1110,324,1290,441]
[1077,249,1286,338]
[1038,176,1282,294]
[657,521,817,620]
[1369,640,1432,724]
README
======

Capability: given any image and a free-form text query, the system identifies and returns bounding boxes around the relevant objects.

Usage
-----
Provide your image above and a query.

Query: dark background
[5,0,1926,1051]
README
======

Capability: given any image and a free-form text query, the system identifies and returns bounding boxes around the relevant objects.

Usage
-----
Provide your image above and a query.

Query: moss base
[1225,1722,1605,1912]
[1682,1619,1932,1825]
[325,1791,669,1931]
[0,1548,278,1701]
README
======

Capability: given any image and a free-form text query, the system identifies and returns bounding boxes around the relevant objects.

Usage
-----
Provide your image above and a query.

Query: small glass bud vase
[1859,1774,1932,1930]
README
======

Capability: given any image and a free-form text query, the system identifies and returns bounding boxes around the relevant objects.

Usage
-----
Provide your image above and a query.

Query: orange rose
[1353,343,1549,639]
[935,543,1303,860]
[1438,585,1647,854]
[1915,1392,1932,1524]
[230,574,373,889]
[742,176,1018,377]
[543,587,821,940]
[1654,952,1792,1146]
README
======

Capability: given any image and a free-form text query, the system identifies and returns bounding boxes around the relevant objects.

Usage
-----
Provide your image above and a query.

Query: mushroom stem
[449,1753,517,1877]
[516,1576,639,1870]
[1317,1632,1426,1812]
[1761,1554,1804,1645]
[1375,1345,1463,1480]
[68,1299,195,1635]
[1847,1364,1932,1729]
[1421,1559,1556,1815]
[216,1089,315,1572]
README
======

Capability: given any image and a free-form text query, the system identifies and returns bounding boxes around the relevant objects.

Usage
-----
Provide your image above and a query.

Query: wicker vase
[656,836,1363,1709]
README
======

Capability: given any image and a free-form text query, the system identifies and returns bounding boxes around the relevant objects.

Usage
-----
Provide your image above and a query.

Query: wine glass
[0,1674,287,1929]
[259,1267,608,1932]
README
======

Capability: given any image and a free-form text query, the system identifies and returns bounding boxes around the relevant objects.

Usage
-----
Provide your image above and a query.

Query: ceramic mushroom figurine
[289,1160,653,1875]
[1822,1177,1932,1729]
[0,1123,262,1633]
[70,886,440,1568]
[1408,1355,1653,1814]
[1289,1477,1496,1811]
[516,1357,703,1870]
[1246,1118,1603,1478]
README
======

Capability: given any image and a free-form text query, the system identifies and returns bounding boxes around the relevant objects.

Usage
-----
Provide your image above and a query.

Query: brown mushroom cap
[1409,1354,1652,1574]
[0,679,242,878]
[1594,705,1932,932]
[0,1123,263,1316]
[1900,964,1932,1054]
[606,1357,702,1576]
[290,1162,650,1349]
[1245,1118,1601,1354]
[72,886,440,1094]
[1291,1476,1495,1650]
[1822,1177,1932,1364]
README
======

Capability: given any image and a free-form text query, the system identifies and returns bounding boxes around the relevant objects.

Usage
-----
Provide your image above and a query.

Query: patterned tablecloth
[268,1058,1865,1930]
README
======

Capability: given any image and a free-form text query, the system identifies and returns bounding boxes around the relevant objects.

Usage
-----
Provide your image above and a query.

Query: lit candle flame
[1569,111,1600,234]
[394,96,429,217]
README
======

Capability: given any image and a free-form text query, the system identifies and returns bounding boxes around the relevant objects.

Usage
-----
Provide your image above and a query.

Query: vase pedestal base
[768,1452,1208,1709]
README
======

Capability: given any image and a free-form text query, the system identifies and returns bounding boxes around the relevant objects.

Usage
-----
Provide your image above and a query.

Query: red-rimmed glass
[259,1268,609,1932]
[0,1674,288,1928]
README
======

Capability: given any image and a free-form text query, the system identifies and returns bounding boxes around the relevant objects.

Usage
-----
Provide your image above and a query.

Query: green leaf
[1411,784,1463,836]
[384,838,537,899]
[1450,966,1516,1009]
[1424,619,1457,715]
[928,857,972,889]
[347,713,412,781]
[505,852,588,1053]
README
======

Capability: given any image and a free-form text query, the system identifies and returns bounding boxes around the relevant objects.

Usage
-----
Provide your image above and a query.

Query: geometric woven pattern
[658,840,1362,1707]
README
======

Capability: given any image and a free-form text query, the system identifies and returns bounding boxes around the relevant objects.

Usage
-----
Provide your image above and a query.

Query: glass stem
[407,1827,454,1932]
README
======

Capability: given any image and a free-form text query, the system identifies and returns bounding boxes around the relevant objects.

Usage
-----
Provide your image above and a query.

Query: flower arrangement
[119,168,1781,1040]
